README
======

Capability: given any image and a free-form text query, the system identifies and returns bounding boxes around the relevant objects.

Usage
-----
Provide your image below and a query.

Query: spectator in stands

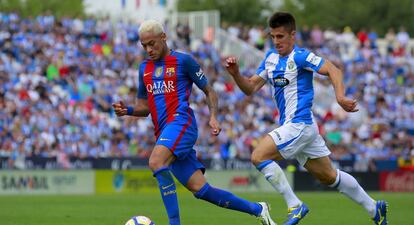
[396,26,410,48]
[310,24,323,48]
[0,12,413,174]
[300,25,311,48]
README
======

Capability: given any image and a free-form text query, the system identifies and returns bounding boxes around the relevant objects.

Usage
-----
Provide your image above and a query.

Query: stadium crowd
[1,13,413,171]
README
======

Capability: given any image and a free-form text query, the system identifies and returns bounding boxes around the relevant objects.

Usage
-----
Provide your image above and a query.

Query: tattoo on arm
[205,85,218,117]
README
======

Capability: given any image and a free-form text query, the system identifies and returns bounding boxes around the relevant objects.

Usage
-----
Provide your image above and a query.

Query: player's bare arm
[224,57,266,96]
[201,85,221,136]
[112,98,150,117]
[317,59,358,113]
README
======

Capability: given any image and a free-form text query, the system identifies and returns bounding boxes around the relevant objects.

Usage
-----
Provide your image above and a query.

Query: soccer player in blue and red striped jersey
[113,20,276,225]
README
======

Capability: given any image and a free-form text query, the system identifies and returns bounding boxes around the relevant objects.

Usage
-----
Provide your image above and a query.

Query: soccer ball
[124,216,154,225]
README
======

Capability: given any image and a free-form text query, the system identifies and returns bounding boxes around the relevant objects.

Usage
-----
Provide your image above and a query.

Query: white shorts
[268,122,330,166]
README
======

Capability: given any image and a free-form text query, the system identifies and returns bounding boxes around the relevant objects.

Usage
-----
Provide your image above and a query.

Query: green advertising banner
[95,170,185,194]
[0,170,94,195]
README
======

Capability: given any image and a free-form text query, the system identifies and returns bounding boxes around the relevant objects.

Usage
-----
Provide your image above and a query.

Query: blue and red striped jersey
[137,50,207,137]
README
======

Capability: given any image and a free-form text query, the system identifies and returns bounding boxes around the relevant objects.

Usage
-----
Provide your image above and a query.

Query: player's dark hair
[268,12,296,32]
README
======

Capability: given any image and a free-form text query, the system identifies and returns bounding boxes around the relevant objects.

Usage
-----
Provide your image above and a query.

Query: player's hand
[223,57,240,77]
[112,101,128,117]
[337,96,359,112]
[209,117,221,136]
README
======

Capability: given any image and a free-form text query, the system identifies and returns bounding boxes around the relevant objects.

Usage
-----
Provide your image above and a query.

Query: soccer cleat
[257,202,277,225]
[372,200,388,225]
[284,203,309,225]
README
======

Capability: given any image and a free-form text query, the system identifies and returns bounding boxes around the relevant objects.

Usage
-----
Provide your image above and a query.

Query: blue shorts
[156,120,198,160]
[156,121,205,185]
[170,149,205,186]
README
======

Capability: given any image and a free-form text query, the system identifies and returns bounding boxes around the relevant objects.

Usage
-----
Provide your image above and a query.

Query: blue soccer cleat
[373,200,388,225]
[284,203,309,225]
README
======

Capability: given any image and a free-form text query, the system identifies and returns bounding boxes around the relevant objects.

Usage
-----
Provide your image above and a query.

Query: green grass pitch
[1,192,412,225]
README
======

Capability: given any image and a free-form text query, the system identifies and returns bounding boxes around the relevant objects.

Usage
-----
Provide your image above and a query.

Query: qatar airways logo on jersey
[146,80,175,95]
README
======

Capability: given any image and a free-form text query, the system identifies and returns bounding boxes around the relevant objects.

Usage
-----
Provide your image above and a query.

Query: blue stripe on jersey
[276,57,287,125]
[137,61,148,99]
[293,69,313,124]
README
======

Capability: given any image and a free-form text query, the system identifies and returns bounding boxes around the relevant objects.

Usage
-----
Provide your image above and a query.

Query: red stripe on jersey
[171,109,193,152]
[143,61,160,137]
[164,55,179,123]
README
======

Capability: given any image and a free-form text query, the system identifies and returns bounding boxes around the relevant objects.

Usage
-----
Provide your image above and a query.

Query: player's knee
[187,181,205,193]
[318,171,337,185]
[148,157,164,171]
[250,150,263,166]
[187,171,207,193]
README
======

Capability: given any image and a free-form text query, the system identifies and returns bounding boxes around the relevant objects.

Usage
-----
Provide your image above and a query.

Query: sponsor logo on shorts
[159,138,170,141]
[273,130,282,140]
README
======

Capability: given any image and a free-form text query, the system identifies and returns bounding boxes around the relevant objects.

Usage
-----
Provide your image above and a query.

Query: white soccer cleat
[257,202,277,225]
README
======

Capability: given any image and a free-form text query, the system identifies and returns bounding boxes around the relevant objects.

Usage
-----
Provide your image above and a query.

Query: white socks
[259,161,302,208]
[329,169,376,217]
[259,162,376,216]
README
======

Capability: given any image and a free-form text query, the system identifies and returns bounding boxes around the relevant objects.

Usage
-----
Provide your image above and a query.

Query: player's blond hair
[139,20,164,36]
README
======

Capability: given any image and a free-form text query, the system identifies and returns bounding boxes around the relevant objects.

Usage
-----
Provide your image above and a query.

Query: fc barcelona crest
[155,67,163,77]
[166,67,175,77]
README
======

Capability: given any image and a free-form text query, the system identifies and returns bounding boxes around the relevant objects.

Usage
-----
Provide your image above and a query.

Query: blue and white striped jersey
[256,46,325,125]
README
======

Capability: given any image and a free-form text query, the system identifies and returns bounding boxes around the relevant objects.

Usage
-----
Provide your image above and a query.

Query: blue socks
[154,167,262,225]
[154,167,180,225]
[194,183,262,216]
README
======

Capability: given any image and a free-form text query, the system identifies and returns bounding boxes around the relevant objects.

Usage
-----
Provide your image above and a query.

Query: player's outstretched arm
[112,98,150,117]
[317,59,358,112]
[223,57,266,96]
[201,85,221,136]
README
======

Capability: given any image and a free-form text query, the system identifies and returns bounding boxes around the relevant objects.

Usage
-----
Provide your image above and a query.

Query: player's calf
[194,183,263,215]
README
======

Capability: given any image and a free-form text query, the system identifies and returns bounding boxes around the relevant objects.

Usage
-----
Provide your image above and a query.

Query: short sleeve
[185,54,208,89]
[295,49,325,72]
[137,64,147,99]
[256,50,274,81]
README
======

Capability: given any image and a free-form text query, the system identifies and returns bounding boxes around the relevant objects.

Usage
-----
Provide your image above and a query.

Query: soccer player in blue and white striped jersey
[225,12,388,225]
